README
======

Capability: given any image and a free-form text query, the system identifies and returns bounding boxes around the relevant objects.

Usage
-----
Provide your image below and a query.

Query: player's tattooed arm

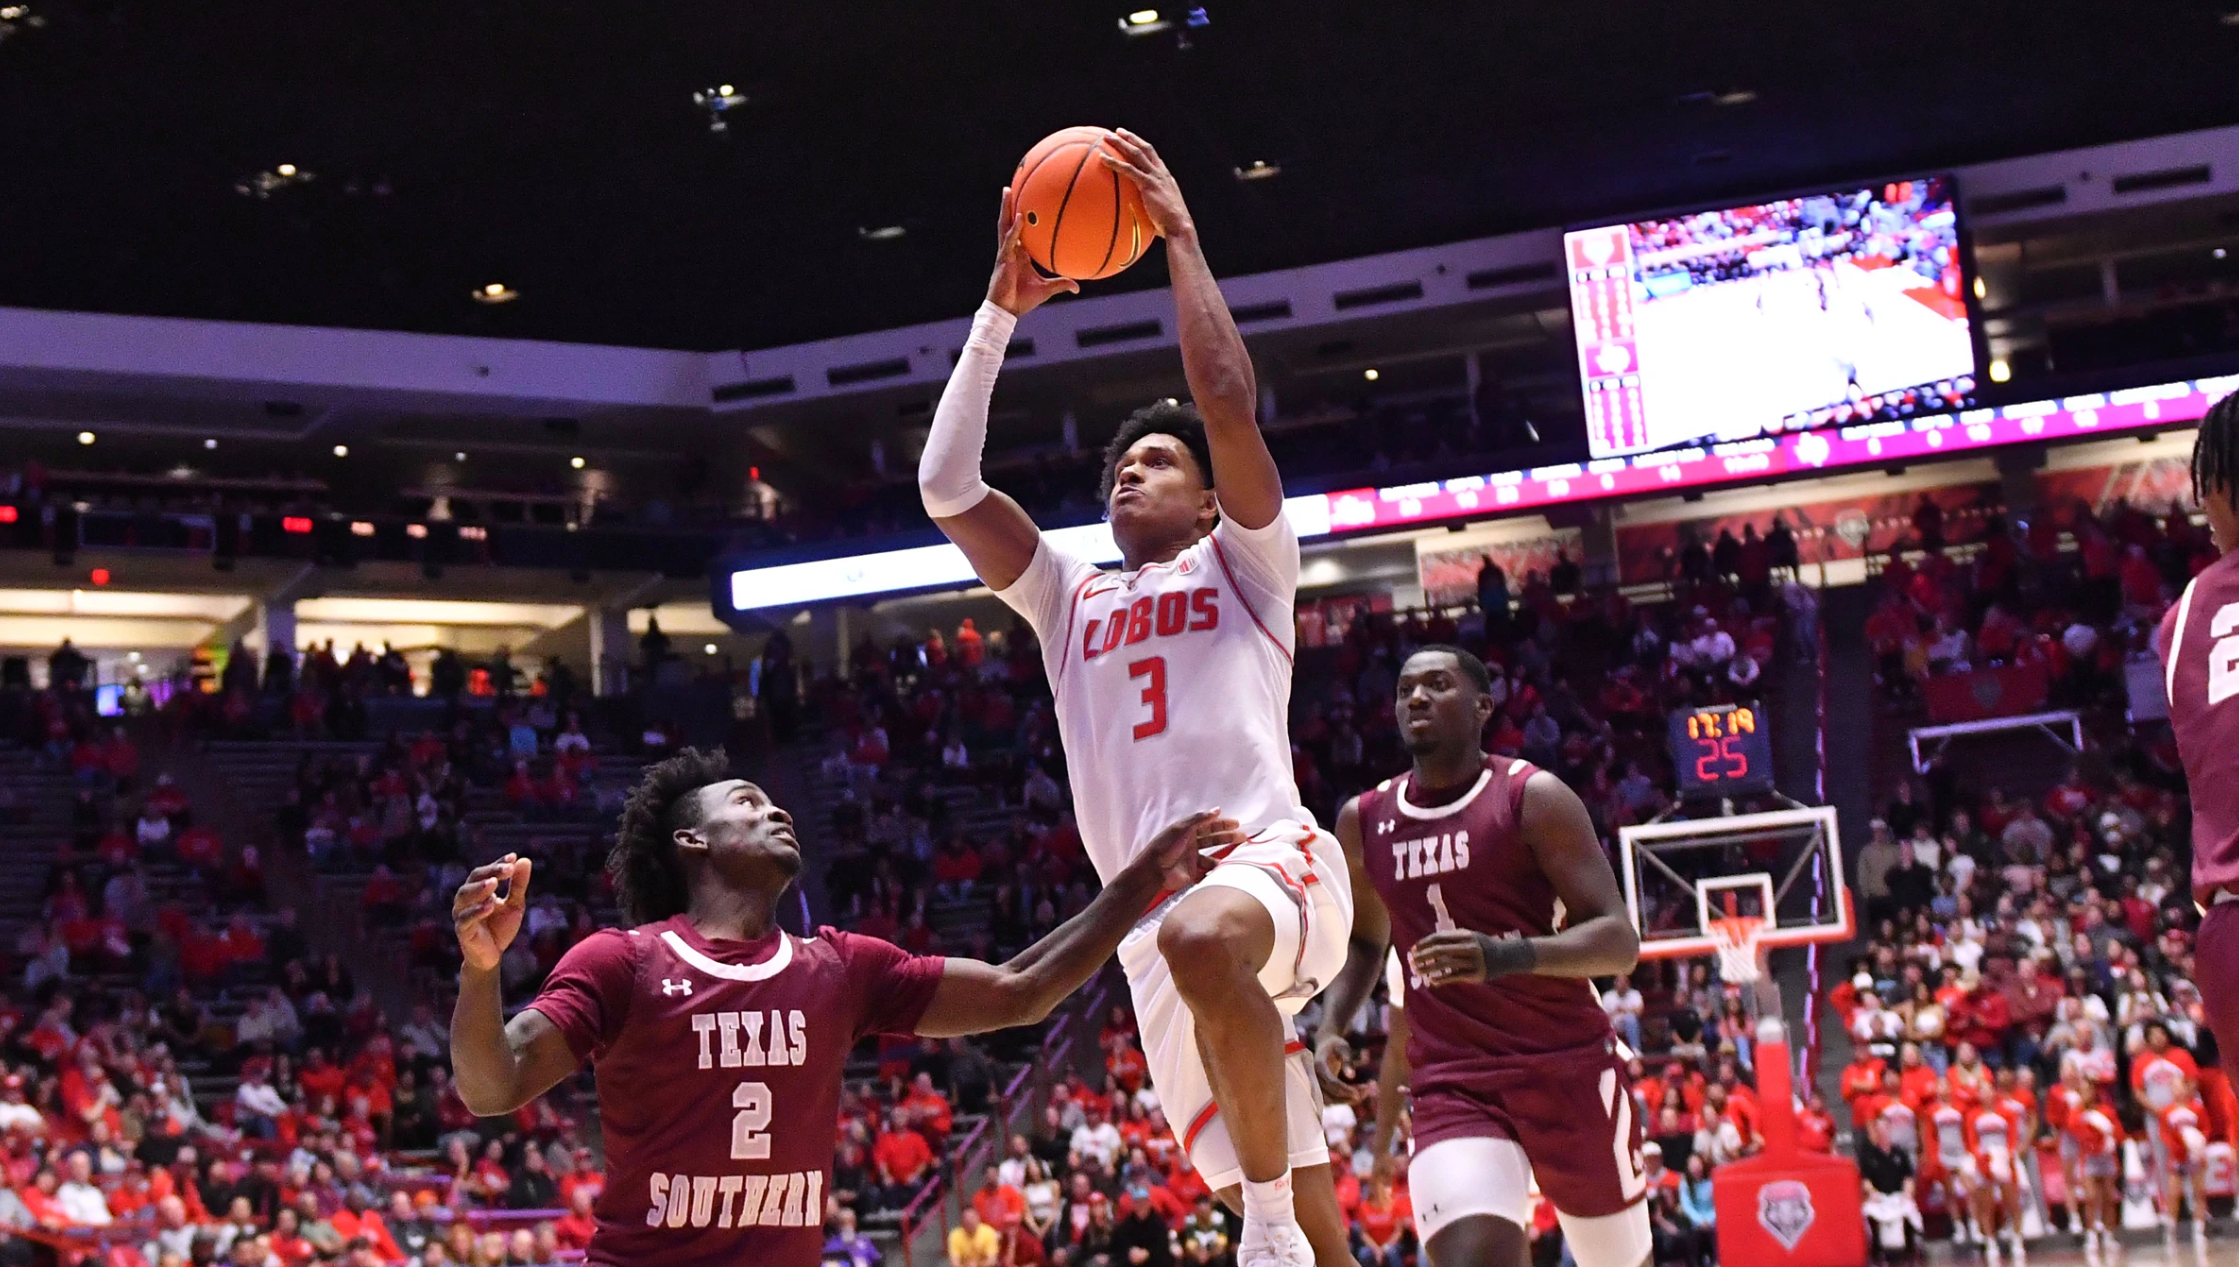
[1410,772,1641,986]
[914,810,1242,1036]
[451,856,583,1116]
[1313,795,1391,1104]
[1100,130,1280,531]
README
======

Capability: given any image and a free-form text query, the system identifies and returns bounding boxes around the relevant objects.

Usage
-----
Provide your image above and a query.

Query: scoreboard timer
[1668,704,1774,796]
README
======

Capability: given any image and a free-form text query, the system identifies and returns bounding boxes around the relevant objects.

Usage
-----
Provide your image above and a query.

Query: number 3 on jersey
[1128,657,1167,740]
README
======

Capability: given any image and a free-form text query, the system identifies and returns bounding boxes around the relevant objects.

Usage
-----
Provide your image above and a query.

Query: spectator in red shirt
[874,1113,934,1207]
[971,1164,1026,1232]
[554,1185,598,1250]
[1353,1176,1411,1267]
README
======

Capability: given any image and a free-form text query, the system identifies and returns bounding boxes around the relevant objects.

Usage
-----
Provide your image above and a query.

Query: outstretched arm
[450,857,583,1115]
[921,187,1079,590]
[1101,131,1281,530]
[914,811,1239,1036]
[1408,771,1641,986]
[1312,796,1392,1102]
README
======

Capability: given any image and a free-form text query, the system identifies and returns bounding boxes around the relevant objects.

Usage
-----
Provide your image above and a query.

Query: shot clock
[1668,704,1775,797]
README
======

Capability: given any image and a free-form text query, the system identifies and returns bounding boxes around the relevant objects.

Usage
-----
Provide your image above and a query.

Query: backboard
[1619,804,1851,961]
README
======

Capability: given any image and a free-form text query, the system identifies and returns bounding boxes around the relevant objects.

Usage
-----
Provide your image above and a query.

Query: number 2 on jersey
[2212,603,2239,707]
[731,1081,772,1160]
[1128,657,1167,740]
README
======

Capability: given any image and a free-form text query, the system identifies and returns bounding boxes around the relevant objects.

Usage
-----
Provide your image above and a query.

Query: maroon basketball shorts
[1410,1041,1647,1221]
[2196,898,2239,1067]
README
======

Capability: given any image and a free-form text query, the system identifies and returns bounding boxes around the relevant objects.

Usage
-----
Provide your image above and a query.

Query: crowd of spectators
[1866,493,2207,709]
[1834,504,2224,1255]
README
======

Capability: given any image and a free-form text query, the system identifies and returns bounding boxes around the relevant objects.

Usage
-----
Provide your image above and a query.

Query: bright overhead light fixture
[1363,368,1379,381]
[474,282,519,305]
[2218,248,2230,260]
[704,643,719,655]
[1712,90,1757,106]
[1973,277,1987,299]
[204,438,218,450]
[1234,160,1279,182]
[1988,358,2012,383]
[77,431,94,445]
[570,456,586,469]
[1127,9,1159,23]
[1119,8,1170,33]
[332,444,349,457]
[276,163,297,177]
[454,451,467,461]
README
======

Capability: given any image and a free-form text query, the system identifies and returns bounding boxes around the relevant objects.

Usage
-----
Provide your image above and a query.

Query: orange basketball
[1011,126,1152,282]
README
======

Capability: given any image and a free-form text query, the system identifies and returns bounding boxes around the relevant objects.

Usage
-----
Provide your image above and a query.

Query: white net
[1708,916,1766,986]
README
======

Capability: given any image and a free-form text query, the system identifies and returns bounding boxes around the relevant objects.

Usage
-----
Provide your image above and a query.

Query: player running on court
[920,129,1352,1267]
[2161,395,2239,1137]
[448,748,1238,1267]
[1312,645,1650,1267]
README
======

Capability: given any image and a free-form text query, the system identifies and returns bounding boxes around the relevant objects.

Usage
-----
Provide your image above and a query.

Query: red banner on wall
[1922,662,2050,724]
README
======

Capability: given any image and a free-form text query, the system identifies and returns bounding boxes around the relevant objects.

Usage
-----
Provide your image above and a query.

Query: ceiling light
[1363,368,1379,381]
[704,643,718,655]
[694,84,748,134]
[333,444,349,457]
[2223,10,2239,25]
[204,438,218,450]
[1127,9,1159,23]
[350,521,376,537]
[474,282,519,305]
[76,431,94,445]
[859,225,907,242]
[406,524,428,539]
[2218,248,2230,260]
[454,451,467,461]
[126,651,140,662]
[1988,358,2011,383]
[276,163,297,178]
[1712,90,1757,106]
[570,456,586,469]
[1119,8,1170,33]
[1973,277,1987,299]
[1234,160,1280,182]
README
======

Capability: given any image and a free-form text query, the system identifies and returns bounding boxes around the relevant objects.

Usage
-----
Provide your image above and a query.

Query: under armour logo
[1379,821,1396,835]
[661,978,694,996]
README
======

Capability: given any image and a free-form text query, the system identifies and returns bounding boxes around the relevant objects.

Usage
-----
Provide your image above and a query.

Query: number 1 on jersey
[1128,656,1167,741]
[1427,882,1456,932]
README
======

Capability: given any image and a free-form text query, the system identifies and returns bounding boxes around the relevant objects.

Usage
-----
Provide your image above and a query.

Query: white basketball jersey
[994,510,1310,882]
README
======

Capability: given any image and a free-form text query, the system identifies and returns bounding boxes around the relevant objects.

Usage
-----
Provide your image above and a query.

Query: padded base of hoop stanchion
[1713,1146,1866,1267]
[1712,1031,1866,1267]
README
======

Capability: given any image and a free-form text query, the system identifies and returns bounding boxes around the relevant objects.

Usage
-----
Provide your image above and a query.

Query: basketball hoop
[1708,915,1766,986]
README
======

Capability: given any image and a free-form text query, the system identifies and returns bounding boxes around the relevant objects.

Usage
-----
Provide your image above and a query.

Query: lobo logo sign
[1757,1180,1816,1251]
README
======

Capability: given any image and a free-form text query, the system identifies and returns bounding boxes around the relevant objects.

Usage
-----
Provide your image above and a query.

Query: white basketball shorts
[1115,819,1353,1191]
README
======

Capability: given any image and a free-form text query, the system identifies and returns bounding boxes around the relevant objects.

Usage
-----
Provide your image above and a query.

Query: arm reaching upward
[449,857,584,1116]
[1100,130,1281,530]
[1408,771,1641,986]
[921,187,1079,590]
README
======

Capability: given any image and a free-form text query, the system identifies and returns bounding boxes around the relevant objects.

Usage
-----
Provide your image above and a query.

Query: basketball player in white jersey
[920,130,1351,1267]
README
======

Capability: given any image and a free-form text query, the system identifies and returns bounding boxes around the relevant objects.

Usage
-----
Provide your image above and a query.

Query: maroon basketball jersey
[1358,756,1613,1088]
[2158,548,2239,903]
[527,918,944,1267]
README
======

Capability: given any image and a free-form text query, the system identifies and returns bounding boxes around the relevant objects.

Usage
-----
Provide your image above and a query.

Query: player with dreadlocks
[450,746,1240,1267]
[2160,392,2239,1089]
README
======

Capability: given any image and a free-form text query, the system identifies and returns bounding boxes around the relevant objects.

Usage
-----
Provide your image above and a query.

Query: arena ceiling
[5,1,2238,354]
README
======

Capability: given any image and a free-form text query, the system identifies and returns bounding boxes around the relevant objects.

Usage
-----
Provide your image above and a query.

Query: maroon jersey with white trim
[1359,756,1613,1082]
[526,918,944,1267]
[2157,548,2239,902]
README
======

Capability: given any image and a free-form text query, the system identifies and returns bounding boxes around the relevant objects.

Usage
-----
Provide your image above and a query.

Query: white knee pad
[1555,1205,1653,1267]
[1409,1137,1533,1241]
